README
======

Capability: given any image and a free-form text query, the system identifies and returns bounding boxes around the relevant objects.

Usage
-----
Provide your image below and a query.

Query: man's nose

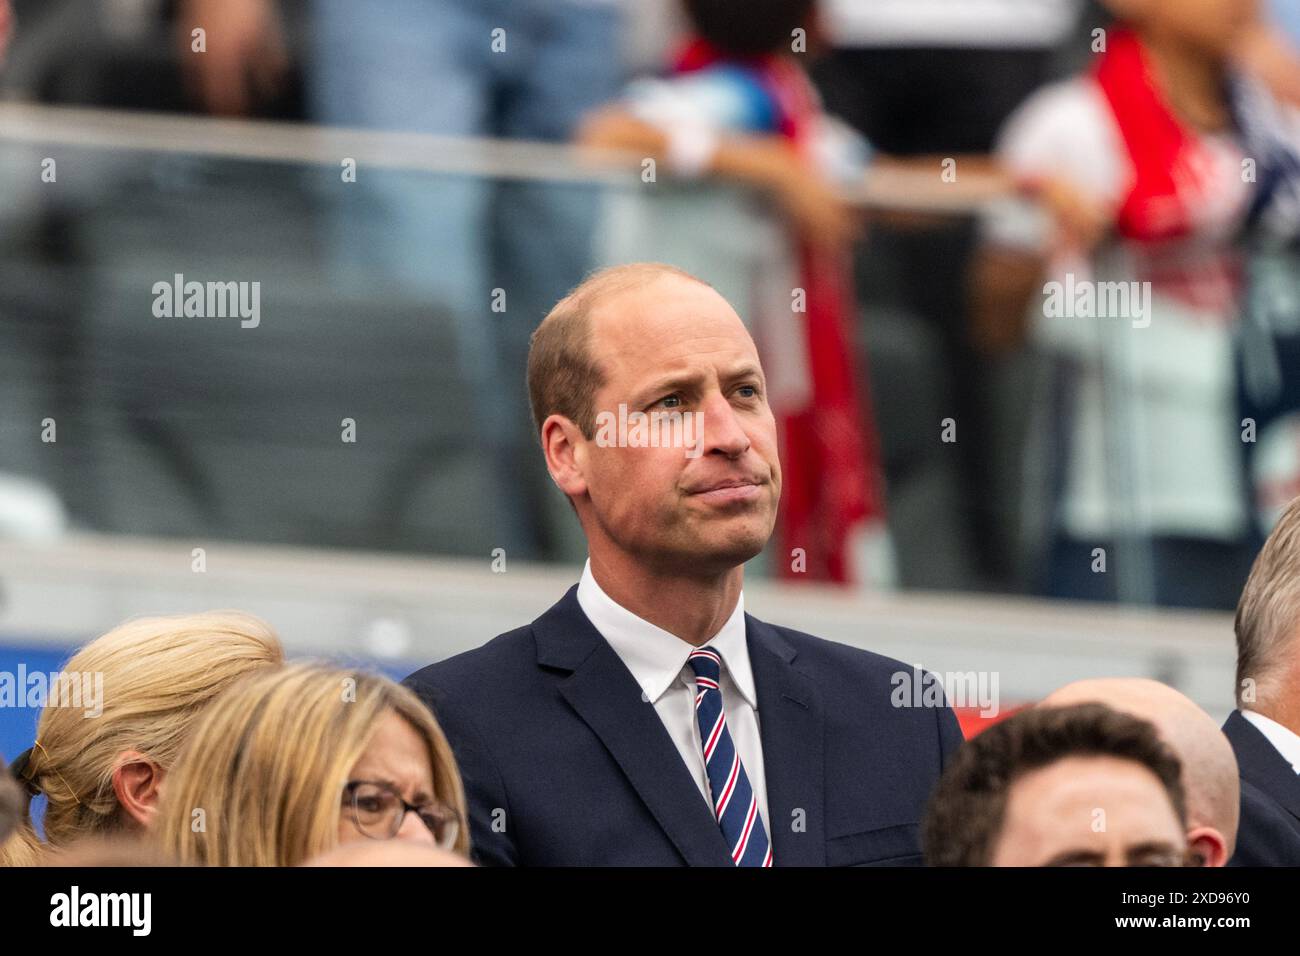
[698,392,751,458]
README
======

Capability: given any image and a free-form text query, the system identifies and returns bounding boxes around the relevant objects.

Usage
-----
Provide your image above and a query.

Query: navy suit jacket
[1223,709,1300,866]
[405,586,964,866]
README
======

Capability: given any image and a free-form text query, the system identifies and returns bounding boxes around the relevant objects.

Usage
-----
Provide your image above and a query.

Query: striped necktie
[687,646,773,867]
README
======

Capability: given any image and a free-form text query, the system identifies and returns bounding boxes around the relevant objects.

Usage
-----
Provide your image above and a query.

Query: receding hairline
[539,263,716,335]
[527,263,719,440]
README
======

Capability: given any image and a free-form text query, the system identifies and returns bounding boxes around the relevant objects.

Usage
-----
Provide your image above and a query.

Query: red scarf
[1095,28,1204,241]
[674,39,884,584]
[1094,27,1244,312]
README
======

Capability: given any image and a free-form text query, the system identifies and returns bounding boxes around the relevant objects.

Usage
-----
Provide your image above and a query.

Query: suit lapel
[747,614,826,866]
[1225,710,1300,822]
[535,588,733,866]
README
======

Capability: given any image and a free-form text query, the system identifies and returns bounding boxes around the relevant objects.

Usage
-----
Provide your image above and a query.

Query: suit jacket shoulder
[757,619,966,766]
[1223,709,1300,866]
[404,624,542,867]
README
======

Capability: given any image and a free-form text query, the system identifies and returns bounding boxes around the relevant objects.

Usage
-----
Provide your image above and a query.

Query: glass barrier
[0,111,1290,612]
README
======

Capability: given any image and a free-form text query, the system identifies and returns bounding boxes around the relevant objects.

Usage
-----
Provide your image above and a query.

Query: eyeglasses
[342,780,460,850]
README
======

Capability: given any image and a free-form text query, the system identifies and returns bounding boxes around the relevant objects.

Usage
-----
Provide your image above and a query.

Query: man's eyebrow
[630,363,765,404]
[1041,849,1106,866]
[631,371,705,403]
[1124,841,1181,861]
[721,363,765,384]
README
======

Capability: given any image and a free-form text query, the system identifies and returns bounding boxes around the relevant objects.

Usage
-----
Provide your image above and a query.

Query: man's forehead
[588,277,758,371]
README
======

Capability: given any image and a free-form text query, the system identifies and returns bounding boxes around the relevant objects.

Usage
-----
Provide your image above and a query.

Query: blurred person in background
[579,0,890,585]
[1224,495,1300,864]
[924,703,1190,866]
[0,1,302,115]
[174,0,293,117]
[30,0,634,561]
[1041,677,1240,866]
[815,0,1087,154]
[1,611,282,866]
[154,663,468,866]
[1231,5,1300,540]
[969,0,1280,609]
[302,0,628,563]
[1238,0,1300,105]
[1,0,624,560]
[810,0,1088,595]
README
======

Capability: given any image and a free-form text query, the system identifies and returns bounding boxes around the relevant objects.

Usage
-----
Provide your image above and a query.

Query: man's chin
[685,520,773,569]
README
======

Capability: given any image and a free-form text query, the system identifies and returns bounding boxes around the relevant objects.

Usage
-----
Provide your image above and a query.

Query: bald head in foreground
[406,263,964,866]
[923,703,1189,867]
[1041,679,1239,866]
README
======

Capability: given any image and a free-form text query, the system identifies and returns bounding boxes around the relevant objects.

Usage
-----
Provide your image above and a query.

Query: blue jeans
[307,0,624,556]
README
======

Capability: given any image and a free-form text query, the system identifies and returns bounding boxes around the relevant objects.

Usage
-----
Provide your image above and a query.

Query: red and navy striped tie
[688,646,773,867]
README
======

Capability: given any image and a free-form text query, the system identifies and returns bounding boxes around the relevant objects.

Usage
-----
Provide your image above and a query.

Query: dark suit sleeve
[404,675,518,867]
[934,691,965,770]
[1230,781,1300,866]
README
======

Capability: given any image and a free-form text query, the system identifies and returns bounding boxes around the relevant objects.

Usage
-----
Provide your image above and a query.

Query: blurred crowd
[2,0,1300,611]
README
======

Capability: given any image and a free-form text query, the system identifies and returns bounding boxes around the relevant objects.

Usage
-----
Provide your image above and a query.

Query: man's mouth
[685,478,765,506]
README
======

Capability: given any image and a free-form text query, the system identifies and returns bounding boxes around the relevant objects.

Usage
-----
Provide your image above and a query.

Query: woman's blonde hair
[1,611,283,866]
[153,662,469,866]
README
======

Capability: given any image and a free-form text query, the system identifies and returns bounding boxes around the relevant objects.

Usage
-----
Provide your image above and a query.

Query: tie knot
[688,647,723,684]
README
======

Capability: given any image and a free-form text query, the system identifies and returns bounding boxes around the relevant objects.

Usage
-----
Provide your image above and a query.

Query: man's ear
[111,751,164,830]
[541,414,589,501]
[1185,826,1230,867]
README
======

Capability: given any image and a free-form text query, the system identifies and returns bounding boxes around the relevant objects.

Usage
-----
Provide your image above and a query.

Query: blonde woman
[155,663,469,866]
[2,611,283,866]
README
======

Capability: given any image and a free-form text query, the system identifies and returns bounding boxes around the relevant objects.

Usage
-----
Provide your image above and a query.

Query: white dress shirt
[576,560,770,834]
[1242,710,1300,774]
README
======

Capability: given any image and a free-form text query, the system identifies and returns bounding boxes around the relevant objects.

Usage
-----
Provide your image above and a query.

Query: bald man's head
[1041,679,1239,866]
[528,262,781,576]
[527,263,713,440]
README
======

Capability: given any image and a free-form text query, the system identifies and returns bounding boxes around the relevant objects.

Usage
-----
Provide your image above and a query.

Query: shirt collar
[575,559,756,708]
[1242,709,1300,774]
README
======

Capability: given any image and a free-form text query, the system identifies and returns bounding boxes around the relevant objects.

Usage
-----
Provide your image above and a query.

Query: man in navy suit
[1223,497,1300,866]
[1224,712,1300,865]
[406,263,964,866]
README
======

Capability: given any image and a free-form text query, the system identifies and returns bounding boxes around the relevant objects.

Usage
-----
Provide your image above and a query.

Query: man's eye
[659,395,682,409]
[737,385,758,399]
